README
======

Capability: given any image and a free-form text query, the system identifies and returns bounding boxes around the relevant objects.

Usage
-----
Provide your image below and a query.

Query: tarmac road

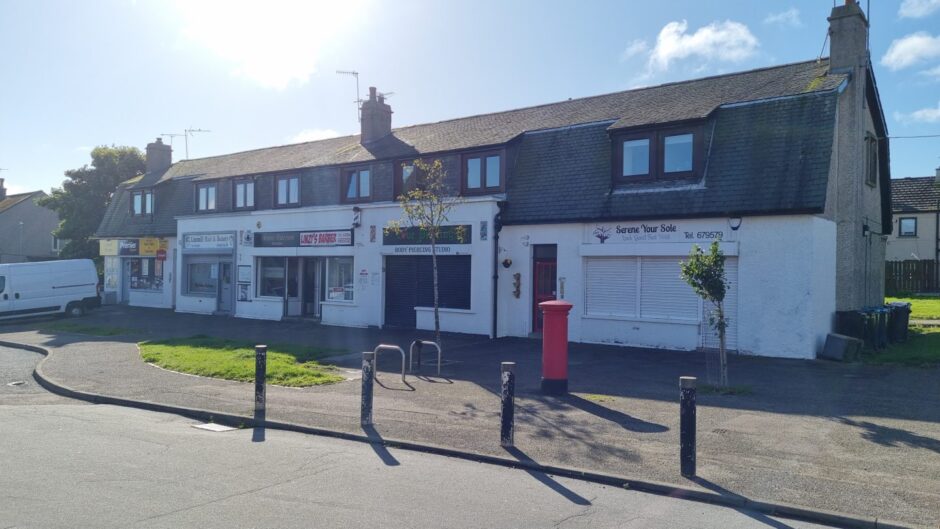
[0,345,831,529]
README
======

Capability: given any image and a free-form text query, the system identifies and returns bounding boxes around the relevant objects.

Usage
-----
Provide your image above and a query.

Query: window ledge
[414,306,473,314]
[583,313,699,325]
[320,300,356,307]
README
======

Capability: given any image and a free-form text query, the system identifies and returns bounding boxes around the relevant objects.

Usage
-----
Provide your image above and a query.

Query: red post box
[539,300,573,395]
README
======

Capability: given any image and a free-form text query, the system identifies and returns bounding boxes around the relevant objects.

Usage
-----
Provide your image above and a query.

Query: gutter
[492,201,506,339]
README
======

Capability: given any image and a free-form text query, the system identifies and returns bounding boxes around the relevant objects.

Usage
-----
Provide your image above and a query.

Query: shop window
[276,175,300,206]
[462,152,502,194]
[258,257,286,297]
[196,183,217,212]
[187,262,217,294]
[899,217,917,237]
[0,276,5,293]
[343,168,371,202]
[129,257,163,291]
[234,179,255,209]
[639,257,699,320]
[131,190,153,216]
[324,256,354,301]
[583,256,698,321]
[614,126,702,184]
[584,257,637,317]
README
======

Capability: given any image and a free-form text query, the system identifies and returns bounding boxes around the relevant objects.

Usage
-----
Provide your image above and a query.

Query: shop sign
[383,225,471,245]
[99,239,119,256]
[588,221,728,245]
[254,229,353,248]
[155,249,167,262]
[118,239,139,256]
[139,238,162,256]
[183,233,235,250]
[390,245,464,255]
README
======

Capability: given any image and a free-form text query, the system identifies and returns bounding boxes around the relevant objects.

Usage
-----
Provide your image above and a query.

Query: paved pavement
[1,345,832,529]
[2,306,938,527]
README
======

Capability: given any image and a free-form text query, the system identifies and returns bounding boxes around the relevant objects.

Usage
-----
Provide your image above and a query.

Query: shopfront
[99,237,175,308]
[175,232,236,315]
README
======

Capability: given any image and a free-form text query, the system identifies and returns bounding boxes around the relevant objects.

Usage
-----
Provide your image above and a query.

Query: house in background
[0,178,62,263]
[885,169,940,294]
[95,0,890,359]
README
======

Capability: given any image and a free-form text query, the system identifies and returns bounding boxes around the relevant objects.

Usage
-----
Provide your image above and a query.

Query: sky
[1,0,939,196]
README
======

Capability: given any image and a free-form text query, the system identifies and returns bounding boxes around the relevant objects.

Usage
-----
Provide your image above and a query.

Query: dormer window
[276,175,300,207]
[462,151,503,194]
[234,179,255,209]
[196,182,217,211]
[614,126,702,184]
[131,189,153,216]
[342,167,371,203]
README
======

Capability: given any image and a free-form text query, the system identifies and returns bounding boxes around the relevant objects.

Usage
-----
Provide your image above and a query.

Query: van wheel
[66,303,86,318]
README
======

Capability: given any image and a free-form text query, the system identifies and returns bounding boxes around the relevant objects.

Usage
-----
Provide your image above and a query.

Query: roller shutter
[385,255,471,328]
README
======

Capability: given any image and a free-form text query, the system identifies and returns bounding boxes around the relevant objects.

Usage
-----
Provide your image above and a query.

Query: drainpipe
[492,201,506,340]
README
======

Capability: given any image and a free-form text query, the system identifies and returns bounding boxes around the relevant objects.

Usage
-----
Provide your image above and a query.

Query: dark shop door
[384,256,419,328]
[532,244,557,333]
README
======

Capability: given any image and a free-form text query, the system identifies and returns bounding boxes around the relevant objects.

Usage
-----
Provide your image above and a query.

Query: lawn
[139,335,346,387]
[864,325,940,367]
[885,295,940,320]
[40,321,133,336]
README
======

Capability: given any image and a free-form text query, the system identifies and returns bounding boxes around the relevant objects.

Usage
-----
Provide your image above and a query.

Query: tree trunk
[717,302,728,388]
[431,235,441,348]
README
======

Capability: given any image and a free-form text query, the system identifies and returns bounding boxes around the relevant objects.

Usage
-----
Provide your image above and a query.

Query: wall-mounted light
[729,217,743,231]
[502,258,513,269]
[862,224,870,238]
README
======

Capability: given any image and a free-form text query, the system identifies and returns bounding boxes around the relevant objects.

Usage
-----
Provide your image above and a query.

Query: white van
[0,259,101,320]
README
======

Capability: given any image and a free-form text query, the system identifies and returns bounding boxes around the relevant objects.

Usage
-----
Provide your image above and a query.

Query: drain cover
[7,381,26,386]
[192,422,236,432]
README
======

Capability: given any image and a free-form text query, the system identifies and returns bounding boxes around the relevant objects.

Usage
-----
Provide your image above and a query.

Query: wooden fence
[885,259,938,295]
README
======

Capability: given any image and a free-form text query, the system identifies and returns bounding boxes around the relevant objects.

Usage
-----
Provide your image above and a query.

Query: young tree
[680,241,730,387]
[387,159,464,347]
[38,146,145,263]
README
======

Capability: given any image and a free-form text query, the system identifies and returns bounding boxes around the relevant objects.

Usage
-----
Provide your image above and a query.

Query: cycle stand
[372,344,406,383]
[409,340,442,376]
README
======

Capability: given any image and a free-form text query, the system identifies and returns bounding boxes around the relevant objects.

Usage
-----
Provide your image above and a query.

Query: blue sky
[1,0,939,195]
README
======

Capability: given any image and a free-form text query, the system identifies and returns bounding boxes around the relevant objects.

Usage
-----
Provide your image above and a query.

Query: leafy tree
[680,241,730,387]
[38,146,145,263]
[387,159,465,348]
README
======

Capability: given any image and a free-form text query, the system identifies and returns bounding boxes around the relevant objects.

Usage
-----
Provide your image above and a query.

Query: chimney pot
[369,86,377,101]
[145,137,173,175]
[828,0,868,72]
[360,86,392,144]
[0,178,6,201]
[935,166,940,179]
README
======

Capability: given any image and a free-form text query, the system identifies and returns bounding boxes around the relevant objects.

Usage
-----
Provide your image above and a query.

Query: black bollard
[254,345,267,413]
[680,376,697,477]
[500,362,516,447]
[361,351,375,426]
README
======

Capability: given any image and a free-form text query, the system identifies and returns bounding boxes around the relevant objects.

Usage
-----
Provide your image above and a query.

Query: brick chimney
[828,0,869,73]
[0,178,5,201]
[360,87,392,144]
[145,137,173,174]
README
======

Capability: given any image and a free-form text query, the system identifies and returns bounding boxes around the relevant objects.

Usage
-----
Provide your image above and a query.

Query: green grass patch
[863,325,940,368]
[139,335,347,387]
[699,384,753,396]
[886,295,940,320]
[41,321,132,336]
[582,393,615,403]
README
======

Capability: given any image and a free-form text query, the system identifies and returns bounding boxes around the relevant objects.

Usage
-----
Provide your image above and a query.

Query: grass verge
[886,295,940,320]
[40,321,132,336]
[139,335,347,387]
[863,325,940,367]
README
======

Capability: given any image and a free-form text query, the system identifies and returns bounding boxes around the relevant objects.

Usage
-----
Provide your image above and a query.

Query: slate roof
[503,91,838,224]
[0,191,42,215]
[891,177,940,213]
[95,179,191,238]
[129,59,842,188]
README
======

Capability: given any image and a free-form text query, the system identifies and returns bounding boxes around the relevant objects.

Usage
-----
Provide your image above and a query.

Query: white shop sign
[386,245,470,255]
[585,220,732,244]
[183,233,235,250]
[300,230,353,247]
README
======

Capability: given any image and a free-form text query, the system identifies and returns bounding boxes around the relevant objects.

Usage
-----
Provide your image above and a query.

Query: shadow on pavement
[503,446,591,506]
[559,394,669,433]
[837,416,940,453]
[689,477,797,529]
[362,424,400,467]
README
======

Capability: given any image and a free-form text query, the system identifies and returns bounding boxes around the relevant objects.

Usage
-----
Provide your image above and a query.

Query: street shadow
[252,408,265,443]
[503,446,591,506]
[837,417,940,453]
[688,477,796,529]
[374,375,415,392]
[362,424,400,466]
[414,374,454,384]
[560,394,669,433]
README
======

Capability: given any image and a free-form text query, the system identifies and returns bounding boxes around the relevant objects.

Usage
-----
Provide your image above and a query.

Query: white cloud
[647,20,759,73]
[895,101,940,123]
[880,32,940,70]
[620,39,649,61]
[289,128,341,143]
[764,8,802,28]
[1,182,29,195]
[918,65,940,79]
[899,0,940,18]
[175,0,367,90]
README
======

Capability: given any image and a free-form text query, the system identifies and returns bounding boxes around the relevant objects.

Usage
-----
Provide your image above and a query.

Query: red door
[532,246,557,332]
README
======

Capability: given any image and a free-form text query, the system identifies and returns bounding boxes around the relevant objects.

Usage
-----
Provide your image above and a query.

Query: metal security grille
[384,255,471,328]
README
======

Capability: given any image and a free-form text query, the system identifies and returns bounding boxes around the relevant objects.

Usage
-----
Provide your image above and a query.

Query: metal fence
[885,259,938,295]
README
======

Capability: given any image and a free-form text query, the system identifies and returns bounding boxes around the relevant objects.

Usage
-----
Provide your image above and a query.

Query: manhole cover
[192,422,236,432]
[7,381,26,387]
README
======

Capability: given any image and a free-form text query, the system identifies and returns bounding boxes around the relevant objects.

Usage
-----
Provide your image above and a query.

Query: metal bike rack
[410,340,442,376]
[373,344,406,383]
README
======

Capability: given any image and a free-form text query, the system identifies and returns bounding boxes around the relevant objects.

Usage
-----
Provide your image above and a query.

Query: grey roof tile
[891,177,940,213]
